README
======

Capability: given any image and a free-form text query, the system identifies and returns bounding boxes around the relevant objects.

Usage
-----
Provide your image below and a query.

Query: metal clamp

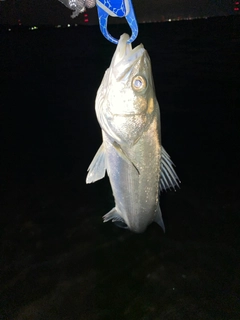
[96,0,138,44]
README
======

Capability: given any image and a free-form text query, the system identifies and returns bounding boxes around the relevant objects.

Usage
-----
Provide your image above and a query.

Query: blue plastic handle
[96,0,138,44]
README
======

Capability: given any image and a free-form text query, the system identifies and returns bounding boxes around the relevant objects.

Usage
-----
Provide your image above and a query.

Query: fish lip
[114,33,145,65]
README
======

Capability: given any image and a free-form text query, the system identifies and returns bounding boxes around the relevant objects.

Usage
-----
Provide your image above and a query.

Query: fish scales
[103,117,160,232]
[86,33,180,233]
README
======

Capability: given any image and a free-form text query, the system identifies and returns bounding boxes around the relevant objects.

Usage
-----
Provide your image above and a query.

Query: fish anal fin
[103,207,128,229]
[86,143,106,184]
[154,204,165,233]
[102,208,117,223]
[160,147,181,192]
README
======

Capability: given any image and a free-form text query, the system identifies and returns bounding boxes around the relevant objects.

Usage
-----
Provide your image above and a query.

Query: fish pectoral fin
[154,204,165,232]
[86,143,106,184]
[112,141,140,175]
[160,147,181,192]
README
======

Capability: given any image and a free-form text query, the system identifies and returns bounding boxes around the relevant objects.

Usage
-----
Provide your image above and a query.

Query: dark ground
[1,16,240,320]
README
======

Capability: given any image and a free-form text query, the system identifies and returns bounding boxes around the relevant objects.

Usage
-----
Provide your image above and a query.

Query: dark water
[1,16,240,319]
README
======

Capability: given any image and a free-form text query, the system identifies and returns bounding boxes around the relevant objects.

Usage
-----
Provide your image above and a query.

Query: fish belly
[103,117,161,233]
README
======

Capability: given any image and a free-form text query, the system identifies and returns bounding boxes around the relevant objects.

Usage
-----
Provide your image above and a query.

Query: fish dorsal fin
[86,143,106,184]
[154,204,165,232]
[160,147,180,192]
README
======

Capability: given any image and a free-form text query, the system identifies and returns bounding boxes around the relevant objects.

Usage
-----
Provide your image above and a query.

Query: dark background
[1,16,240,319]
[0,0,235,25]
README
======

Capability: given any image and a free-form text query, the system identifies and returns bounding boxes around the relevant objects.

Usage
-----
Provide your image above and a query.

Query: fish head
[97,33,157,146]
[108,33,154,116]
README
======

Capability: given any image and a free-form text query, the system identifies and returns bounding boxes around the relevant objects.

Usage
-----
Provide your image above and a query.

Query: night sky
[0,0,234,25]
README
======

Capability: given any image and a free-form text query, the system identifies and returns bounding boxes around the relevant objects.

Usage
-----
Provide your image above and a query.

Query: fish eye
[132,75,147,92]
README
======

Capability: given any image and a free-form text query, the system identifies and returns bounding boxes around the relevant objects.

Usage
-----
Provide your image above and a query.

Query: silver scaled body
[86,34,179,233]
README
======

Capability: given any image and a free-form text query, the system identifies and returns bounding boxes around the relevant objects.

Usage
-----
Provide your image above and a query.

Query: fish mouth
[112,33,145,67]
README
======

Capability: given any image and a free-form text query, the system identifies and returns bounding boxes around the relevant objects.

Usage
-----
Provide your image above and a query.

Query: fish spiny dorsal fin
[160,147,181,192]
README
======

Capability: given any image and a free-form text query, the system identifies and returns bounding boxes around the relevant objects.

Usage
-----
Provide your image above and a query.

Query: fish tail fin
[154,204,165,233]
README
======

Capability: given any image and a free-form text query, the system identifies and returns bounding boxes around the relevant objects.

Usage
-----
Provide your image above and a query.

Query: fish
[86,33,180,233]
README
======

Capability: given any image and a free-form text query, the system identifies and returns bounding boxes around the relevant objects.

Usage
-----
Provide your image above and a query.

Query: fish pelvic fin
[154,204,165,233]
[86,143,106,184]
[160,147,181,192]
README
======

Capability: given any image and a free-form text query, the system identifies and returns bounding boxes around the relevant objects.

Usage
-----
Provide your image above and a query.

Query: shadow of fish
[86,33,180,233]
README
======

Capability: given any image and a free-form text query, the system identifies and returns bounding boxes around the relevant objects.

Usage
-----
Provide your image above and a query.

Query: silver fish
[86,33,180,233]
